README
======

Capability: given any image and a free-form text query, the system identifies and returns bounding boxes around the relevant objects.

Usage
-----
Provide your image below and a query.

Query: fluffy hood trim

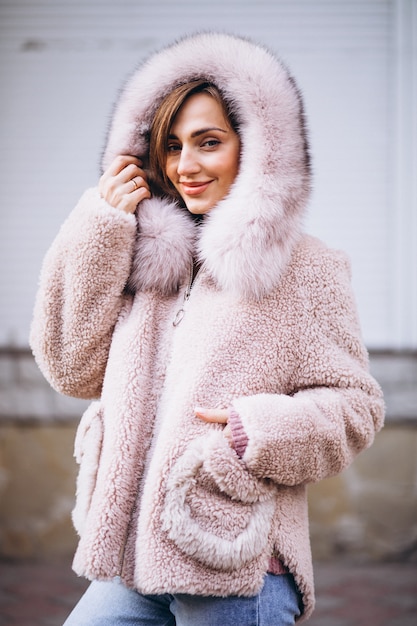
[104,32,311,299]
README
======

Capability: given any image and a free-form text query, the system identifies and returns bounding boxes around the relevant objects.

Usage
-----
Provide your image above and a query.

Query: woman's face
[165,93,240,215]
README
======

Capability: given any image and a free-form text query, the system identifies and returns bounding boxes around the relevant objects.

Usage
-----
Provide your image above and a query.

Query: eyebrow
[169,127,228,140]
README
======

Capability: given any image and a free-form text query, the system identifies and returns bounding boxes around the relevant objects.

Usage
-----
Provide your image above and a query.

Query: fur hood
[103,32,311,299]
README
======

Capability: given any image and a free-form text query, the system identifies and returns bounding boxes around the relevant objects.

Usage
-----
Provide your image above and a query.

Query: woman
[30,33,384,625]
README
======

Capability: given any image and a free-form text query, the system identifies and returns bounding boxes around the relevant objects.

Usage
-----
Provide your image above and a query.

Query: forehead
[169,92,230,134]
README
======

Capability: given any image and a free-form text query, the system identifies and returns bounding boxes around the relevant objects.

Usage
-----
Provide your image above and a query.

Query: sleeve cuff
[229,407,249,458]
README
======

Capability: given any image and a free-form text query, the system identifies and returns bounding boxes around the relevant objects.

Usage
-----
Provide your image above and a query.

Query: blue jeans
[63,573,301,625]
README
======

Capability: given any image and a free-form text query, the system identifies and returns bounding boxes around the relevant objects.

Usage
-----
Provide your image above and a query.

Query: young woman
[30,33,384,625]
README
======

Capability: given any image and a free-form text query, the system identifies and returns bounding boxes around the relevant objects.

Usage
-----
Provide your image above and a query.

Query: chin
[184,201,214,215]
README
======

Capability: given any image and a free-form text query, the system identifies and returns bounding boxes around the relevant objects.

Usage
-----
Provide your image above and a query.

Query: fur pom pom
[126,197,195,295]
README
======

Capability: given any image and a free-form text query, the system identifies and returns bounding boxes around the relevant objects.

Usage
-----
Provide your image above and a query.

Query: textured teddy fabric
[30,33,384,622]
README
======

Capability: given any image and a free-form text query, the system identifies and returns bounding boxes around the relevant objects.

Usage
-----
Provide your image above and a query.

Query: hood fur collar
[103,33,311,299]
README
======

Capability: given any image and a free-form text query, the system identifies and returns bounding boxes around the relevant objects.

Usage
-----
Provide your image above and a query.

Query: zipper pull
[173,265,194,327]
[173,308,185,327]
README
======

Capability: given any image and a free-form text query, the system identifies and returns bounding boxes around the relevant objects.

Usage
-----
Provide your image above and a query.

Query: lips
[179,181,213,196]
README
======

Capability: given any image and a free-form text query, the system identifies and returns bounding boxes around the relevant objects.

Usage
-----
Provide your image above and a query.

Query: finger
[194,408,229,424]
[118,185,152,214]
[117,163,148,184]
[99,159,143,196]
[125,175,150,195]
[104,155,142,178]
[100,171,150,208]
[223,424,234,447]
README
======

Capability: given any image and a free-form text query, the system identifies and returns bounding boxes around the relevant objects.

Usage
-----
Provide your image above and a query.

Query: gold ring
[131,179,139,191]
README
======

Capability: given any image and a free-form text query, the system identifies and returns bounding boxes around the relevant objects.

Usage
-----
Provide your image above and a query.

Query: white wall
[1,0,416,348]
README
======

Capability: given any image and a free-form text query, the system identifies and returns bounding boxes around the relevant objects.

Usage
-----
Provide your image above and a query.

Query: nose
[177,146,200,176]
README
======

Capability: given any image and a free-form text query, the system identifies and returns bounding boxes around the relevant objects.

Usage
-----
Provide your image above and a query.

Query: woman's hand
[98,155,151,214]
[195,407,233,445]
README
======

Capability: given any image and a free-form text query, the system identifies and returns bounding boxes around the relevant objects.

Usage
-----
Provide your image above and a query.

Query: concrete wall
[0,350,416,562]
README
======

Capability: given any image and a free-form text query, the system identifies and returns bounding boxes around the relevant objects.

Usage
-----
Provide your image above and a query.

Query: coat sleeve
[231,245,385,486]
[29,188,137,399]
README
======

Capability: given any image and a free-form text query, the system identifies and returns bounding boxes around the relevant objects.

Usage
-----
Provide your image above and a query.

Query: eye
[202,139,221,149]
[167,143,181,153]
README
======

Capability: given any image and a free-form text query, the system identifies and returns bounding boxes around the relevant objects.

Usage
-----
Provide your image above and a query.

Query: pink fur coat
[30,33,384,622]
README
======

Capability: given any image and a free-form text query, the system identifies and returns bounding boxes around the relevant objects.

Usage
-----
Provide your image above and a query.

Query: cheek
[165,160,177,185]
[219,153,240,186]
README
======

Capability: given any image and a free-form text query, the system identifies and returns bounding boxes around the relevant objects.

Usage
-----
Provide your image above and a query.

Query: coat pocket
[161,431,276,571]
[72,401,104,536]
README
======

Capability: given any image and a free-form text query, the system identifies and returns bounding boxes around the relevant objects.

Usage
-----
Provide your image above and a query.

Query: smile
[179,181,213,196]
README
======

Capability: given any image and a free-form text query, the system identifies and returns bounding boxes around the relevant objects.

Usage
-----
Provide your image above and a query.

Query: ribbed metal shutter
[1,0,416,348]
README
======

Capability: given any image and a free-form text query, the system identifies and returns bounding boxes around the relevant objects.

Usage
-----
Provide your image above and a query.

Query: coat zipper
[118,263,199,576]
[172,263,197,327]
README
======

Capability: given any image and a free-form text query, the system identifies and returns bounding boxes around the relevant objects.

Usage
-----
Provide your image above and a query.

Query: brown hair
[149,79,239,199]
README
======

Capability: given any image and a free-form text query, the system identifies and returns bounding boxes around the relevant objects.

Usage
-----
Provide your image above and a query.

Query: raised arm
[30,156,151,398]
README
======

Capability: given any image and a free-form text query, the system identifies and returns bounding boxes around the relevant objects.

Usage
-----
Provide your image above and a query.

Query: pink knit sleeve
[229,408,249,458]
